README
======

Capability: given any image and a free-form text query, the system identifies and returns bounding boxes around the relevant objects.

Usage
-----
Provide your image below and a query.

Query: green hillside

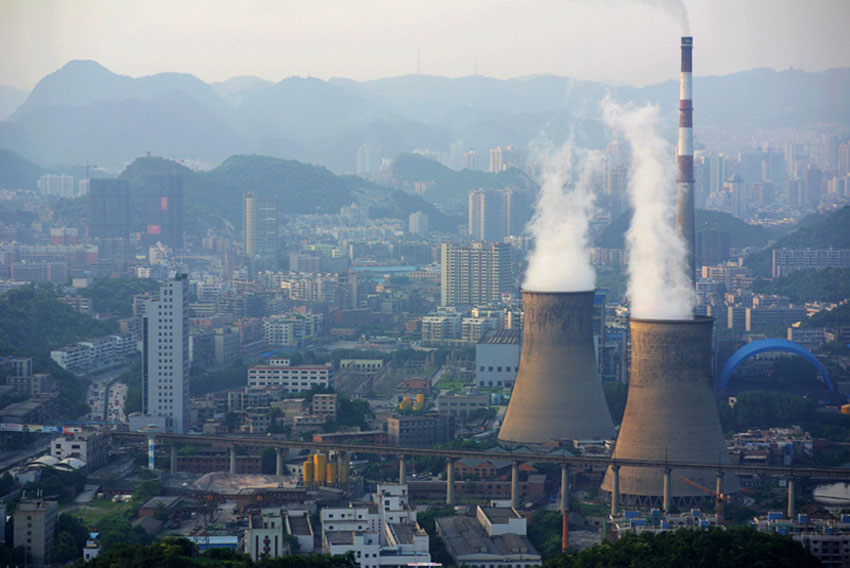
[0,285,118,417]
[751,268,850,303]
[388,153,535,206]
[368,190,463,233]
[0,147,44,190]
[595,209,775,250]
[745,206,850,276]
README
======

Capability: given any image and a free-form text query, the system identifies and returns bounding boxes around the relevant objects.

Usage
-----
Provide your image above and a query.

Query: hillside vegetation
[745,206,850,276]
[751,268,850,303]
[595,209,775,250]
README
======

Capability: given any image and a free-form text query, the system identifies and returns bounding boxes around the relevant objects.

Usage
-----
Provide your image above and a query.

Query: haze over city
[0,1,848,567]
[2,0,850,89]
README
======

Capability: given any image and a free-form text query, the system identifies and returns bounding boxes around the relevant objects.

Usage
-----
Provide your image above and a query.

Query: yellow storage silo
[399,397,411,411]
[313,453,328,486]
[302,459,314,486]
[416,393,425,405]
[841,404,850,415]
[327,462,338,485]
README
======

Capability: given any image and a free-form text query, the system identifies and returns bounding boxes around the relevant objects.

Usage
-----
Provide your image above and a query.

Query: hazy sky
[2,0,849,91]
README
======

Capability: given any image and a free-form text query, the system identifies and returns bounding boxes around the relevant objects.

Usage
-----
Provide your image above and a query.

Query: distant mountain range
[1,60,849,174]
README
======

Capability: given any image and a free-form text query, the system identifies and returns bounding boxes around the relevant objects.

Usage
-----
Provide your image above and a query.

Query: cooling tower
[676,36,696,285]
[601,317,739,505]
[498,290,615,444]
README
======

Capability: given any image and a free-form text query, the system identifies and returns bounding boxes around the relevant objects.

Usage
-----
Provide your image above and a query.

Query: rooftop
[436,516,539,560]
[478,328,521,345]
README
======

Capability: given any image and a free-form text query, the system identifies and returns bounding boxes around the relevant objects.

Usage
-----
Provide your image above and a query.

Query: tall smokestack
[498,290,615,444]
[676,36,696,286]
[601,317,738,506]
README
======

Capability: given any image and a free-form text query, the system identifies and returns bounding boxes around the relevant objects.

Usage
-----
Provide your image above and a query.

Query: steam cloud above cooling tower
[523,145,602,292]
[602,99,695,320]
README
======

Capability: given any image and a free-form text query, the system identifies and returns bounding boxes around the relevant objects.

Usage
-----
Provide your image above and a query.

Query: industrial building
[499,290,615,444]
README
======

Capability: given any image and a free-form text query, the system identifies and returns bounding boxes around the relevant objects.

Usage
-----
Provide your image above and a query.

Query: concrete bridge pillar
[147,435,156,470]
[787,478,796,520]
[275,448,285,476]
[229,446,237,475]
[399,456,407,484]
[511,462,520,509]
[446,460,455,505]
[170,444,178,474]
[663,468,672,514]
[560,464,570,513]
[610,465,620,517]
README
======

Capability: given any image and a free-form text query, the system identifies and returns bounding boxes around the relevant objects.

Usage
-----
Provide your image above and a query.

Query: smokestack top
[681,36,693,46]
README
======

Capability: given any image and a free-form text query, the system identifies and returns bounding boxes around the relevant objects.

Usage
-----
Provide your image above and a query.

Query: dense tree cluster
[80,277,160,317]
[547,527,821,568]
[752,267,850,304]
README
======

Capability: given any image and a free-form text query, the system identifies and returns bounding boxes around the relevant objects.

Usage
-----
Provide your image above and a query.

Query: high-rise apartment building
[146,174,183,250]
[88,179,130,239]
[243,193,279,269]
[14,499,58,566]
[408,210,429,234]
[440,242,512,307]
[140,275,189,433]
[468,188,530,241]
[37,174,75,197]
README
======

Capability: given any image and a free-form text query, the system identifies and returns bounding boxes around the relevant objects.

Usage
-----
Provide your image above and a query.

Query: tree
[546,527,821,568]
[153,502,169,522]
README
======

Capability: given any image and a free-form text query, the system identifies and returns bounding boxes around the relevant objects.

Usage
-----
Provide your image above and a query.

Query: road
[0,437,52,471]
[85,364,131,423]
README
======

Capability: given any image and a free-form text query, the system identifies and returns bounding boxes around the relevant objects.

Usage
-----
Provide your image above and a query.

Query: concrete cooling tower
[498,290,616,444]
[602,317,739,506]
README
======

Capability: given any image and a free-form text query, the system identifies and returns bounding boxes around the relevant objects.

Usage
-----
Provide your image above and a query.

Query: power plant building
[602,317,739,506]
[499,291,615,444]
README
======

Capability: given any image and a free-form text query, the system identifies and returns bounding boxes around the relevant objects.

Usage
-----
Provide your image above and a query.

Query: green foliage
[190,360,248,396]
[80,278,160,317]
[0,284,117,355]
[746,205,850,276]
[0,147,44,190]
[527,509,565,559]
[718,391,818,432]
[122,361,142,415]
[389,153,534,205]
[805,302,850,329]
[131,477,162,507]
[602,381,628,427]
[596,209,775,250]
[415,508,456,567]
[50,513,89,563]
[75,539,358,568]
[751,268,850,303]
[368,190,463,233]
[336,397,374,430]
[93,513,153,553]
[546,526,820,568]
[24,467,87,503]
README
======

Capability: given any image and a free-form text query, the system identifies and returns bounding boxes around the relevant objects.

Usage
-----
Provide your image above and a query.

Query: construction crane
[681,476,730,524]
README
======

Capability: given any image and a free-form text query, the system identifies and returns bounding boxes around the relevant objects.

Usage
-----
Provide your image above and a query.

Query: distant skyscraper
[408,210,429,234]
[504,188,531,236]
[468,188,530,241]
[243,192,279,269]
[146,174,183,249]
[441,242,512,307]
[87,178,130,239]
[37,174,75,197]
[141,275,189,433]
[606,166,629,220]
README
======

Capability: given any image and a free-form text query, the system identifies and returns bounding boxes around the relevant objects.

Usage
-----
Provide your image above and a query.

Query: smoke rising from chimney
[523,145,602,292]
[640,0,690,34]
[602,98,695,319]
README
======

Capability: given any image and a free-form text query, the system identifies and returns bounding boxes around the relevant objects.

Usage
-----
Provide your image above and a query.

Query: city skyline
[2,0,849,91]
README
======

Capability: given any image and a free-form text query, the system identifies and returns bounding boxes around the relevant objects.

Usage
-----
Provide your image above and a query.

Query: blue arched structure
[717,338,834,394]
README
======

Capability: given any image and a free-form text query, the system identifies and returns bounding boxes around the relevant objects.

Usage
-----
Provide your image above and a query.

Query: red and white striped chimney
[676,36,695,286]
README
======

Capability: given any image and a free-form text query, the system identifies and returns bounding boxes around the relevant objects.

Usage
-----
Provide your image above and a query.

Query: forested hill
[0,147,44,190]
[385,153,535,206]
[118,154,376,231]
[595,209,776,250]
[745,206,850,276]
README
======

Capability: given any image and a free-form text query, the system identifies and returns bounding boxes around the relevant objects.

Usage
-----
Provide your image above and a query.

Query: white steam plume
[523,145,602,292]
[602,98,695,319]
[639,0,690,35]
